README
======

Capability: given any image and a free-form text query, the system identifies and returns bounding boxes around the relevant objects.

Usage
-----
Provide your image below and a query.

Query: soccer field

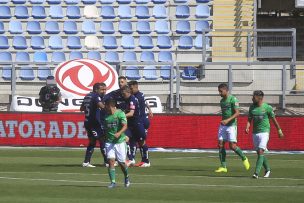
[0,148,303,203]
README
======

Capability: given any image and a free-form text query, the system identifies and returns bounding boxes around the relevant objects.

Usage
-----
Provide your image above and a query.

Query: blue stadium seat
[196,5,210,18]
[67,36,82,49]
[195,20,210,34]
[14,6,29,19]
[141,51,154,62]
[176,5,190,18]
[174,0,188,3]
[30,0,45,3]
[0,22,5,34]
[101,6,115,19]
[118,5,132,19]
[152,0,166,4]
[16,52,30,62]
[64,21,78,34]
[31,36,45,49]
[33,52,48,63]
[137,21,151,34]
[197,0,210,2]
[157,36,172,49]
[32,6,46,19]
[117,0,131,4]
[69,51,83,59]
[135,0,149,4]
[143,66,158,80]
[45,21,60,34]
[9,21,23,34]
[181,66,197,80]
[194,35,210,49]
[100,21,115,34]
[0,52,12,62]
[82,20,96,34]
[178,36,193,49]
[12,0,26,4]
[119,21,133,34]
[82,0,96,4]
[27,21,42,34]
[0,36,9,49]
[13,36,27,50]
[100,0,114,3]
[49,36,63,49]
[176,21,190,34]
[155,20,169,34]
[103,36,118,49]
[65,0,80,4]
[38,67,51,80]
[49,5,64,19]
[87,51,101,60]
[123,51,137,62]
[105,51,119,63]
[158,51,172,62]
[121,35,135,49]
[0,0,9,3]
[0,52,12,80]
[20,67,35,80]
[47,0,61,4]
[66,6,81,19]
[136,6,150,19]
[139,36,154,49]
[51,51,66,62]
[0,6,11,19]
[125,66,141,80]
[153,5,166,19]
[160,66,175,80]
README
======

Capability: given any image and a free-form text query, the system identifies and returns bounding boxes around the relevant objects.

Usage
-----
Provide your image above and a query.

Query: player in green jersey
[246,90,284,179]
[215,83,250,173]
[104,98,130,188]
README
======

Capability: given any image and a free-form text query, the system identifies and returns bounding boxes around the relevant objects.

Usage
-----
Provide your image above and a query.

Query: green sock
[219,148,226,168]
[121,164,129,178]
[255,155,264,175]
[108,168,116,183]
[234,147,246,161]
[263,156,270,171]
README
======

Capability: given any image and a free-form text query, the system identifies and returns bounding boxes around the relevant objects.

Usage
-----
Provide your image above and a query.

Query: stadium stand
[69,51,83,59]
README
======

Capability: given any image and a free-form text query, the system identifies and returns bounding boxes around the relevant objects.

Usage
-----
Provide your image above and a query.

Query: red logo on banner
[54,59,118,96]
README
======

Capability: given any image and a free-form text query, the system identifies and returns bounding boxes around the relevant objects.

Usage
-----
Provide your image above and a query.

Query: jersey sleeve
[129,97,137,111]
[248,105,253,120]
[231,96,240,110]
[267,104,275,118]
[118,111,127,124]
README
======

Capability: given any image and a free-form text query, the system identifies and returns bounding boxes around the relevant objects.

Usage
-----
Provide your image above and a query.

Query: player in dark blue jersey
[103,76,128,109]
[121,86,151,167]
[80,83,107,167]
[128,81,153,167]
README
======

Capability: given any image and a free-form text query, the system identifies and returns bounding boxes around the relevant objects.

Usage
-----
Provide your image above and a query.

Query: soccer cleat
[126,159,135,167]
[214,167,228,173]
[135,162,151,167]
[108,182,116,189]
[124,177,130,188]
[242,157,250,170]
[82,162,96,168]
[252,173,259,179]
[264,170,271,178]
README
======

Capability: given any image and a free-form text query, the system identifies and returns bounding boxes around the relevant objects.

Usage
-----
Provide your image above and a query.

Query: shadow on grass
[59,185,108,188]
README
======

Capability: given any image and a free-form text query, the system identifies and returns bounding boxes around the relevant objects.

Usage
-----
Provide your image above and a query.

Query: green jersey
[220,95,240,126]
[105,109,127,144]
[248,103,275,133]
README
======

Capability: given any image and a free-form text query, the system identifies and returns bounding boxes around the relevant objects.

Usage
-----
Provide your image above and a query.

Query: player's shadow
[59,185,108,188]
[39,164,86,168]
[159,168,210,172]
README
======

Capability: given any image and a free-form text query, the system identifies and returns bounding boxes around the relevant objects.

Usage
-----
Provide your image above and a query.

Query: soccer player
[80,83,107,167]
[215,83,250,173]
[128,80,153,167]
[104,76,128,107]
[104,98,130,188]
[245,90,284,179]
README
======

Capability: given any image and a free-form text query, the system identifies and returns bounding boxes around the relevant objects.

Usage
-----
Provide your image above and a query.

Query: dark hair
[121,85,131,93]
[118,76,127,81]
[128,80,138,86]
[93,83,106,92]
[253,90,264,97]
[105,98,116,107]
[218,83,228,90]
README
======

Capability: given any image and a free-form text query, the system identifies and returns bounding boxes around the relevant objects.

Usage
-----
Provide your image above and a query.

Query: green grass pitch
[0,148,303,203]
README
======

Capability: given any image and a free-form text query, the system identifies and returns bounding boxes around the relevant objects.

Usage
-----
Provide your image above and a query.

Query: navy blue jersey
[122,95,141,125]
[134,91,147,119]
[104,89,125,109]
[81,92,102,126]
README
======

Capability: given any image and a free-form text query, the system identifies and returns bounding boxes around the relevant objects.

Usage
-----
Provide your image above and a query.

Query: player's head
[118,76,127,89]
[218,83,229,98]
[121,86,132,99]
[105,98,116,113]
[46,76,57,85]
[128,80,139,94]
[252,90,264,104]
[93,83,107,96]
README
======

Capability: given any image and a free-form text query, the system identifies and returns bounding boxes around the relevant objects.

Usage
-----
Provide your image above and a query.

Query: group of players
[80,78,285,188]
[80,76,152,188]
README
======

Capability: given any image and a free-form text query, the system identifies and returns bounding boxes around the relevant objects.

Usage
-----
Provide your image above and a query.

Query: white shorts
[105,142,127,163]
[253,133,269,151]
[218,125,237,142]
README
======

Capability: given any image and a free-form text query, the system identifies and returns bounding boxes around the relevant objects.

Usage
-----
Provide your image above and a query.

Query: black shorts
[125,121,146,142]
[84,123,105,139]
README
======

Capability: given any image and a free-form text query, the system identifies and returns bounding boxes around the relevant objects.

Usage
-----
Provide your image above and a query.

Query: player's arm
[245,107,253,134]
[221,108,240,125]
[145,101,153,118]
[115,112,128,138]
[80,99,85,111]
[268,106,284,138]
[97,101,105,109]
[125,110,134,118]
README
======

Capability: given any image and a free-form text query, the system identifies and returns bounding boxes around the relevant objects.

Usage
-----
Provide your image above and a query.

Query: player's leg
[215,125,227,172]
[252,133,270,178]
[135,122,150,167]
[227,126,250,170]
[115,142,130,187]
[105,142,116,188]
[126,128,136,166]
[83,127,97,167]
[98,136,108,166]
